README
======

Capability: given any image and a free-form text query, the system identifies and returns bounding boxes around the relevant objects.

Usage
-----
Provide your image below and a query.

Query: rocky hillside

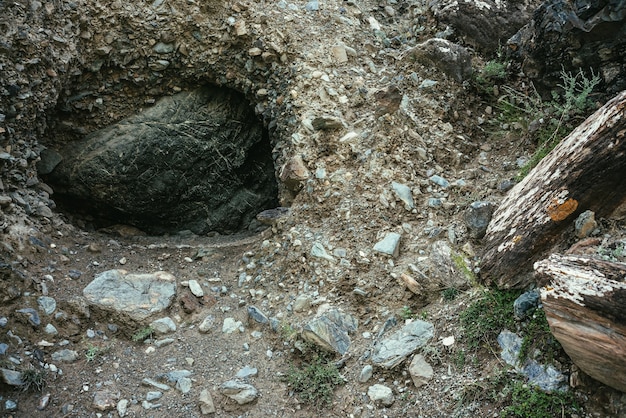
[1,0,625,416]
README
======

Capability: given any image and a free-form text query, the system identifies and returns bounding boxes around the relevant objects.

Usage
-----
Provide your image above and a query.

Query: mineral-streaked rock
[372,320,434,368]
[83,270,176,325]
[302,309,358,355]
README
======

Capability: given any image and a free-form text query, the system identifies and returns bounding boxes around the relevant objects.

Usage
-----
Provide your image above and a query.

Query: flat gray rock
[83,270,176,325]
[372,320,434,368]
[219,380,259,404]
[373,232,401,257]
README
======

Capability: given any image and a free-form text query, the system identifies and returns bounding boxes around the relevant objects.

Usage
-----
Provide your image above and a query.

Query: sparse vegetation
[490,68,601,179]
[284,353,345,408]
[399,305,416,320]
[442,287,460,301]
[451,252,477,285]
[518,309,562,364]
[85,344,100,362]
[20,367,47,392]
[460,288,521,350]
[501,382,580,417]
[131,326,154,342]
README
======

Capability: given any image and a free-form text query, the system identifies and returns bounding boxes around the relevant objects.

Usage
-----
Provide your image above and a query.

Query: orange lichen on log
[546,197,578,221]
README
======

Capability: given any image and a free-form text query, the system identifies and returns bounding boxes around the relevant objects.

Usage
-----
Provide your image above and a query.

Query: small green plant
[460,288,521,349]
[131,326,154,342]
[518,309,562,364]
[85,344,99,362]
[501,382,580,417]
[474,49,509,95]
[597,241,626,261]
[442,287,460,301]
[280,322,298,341]
[20,367,47,392]
[399,305,415,320]
[284,354,345,408]
[454,349,466,369]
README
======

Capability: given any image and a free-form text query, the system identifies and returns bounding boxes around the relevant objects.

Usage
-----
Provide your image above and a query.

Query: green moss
[451,251,476,286]
[502,382,580,417]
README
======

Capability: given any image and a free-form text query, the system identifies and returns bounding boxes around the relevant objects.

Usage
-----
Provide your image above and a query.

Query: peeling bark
[481,91,626,289]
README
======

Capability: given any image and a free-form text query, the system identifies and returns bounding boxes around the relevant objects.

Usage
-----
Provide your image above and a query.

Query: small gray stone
[513,290,540,320]
[117,399,129,417]
[199,389,216,414]
[464,201,495,239]
[408,354,433,387]
[198,315,216,333]
[247,306,269,324]
[176,377,192,394]
[142,378,171,391]
[222,317,243,334]
[0,317,7,327]
[150,317,177,334]
[5,399,17,411]
[153,42,175,54]
[188,279,204,297]
[37,296,57,315]
[0,343,8,355]
[16,308,40,326]
[44,324,58,335]
[162,370,192,383]
[429,174,450,188]
[293,294,313,312]
[236,365,258,379]
[1,368,23,386]
[92,390,118,411]
[574,210,597,238]
[310,242,335,261]
[367,384,394,406]
[51,349,79,363]
[391,182,414,209]
[358,365,373,383]
[373,232,401,257]
[146,391,163,401]
[219,380,259,404]
[311,116,343,130]
[154,338,175,347]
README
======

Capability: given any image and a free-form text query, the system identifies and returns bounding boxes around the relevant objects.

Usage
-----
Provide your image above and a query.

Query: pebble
[117,399,129,417]
[310,242,335,261]
[199,389,216,414]
[188,279,204,297]
[51,349,79,363]
[513,290,540,320]
[199,315,216,333]
[293,294,312,312]
[408,354,433,387]
[68,269,82,279]
[16,307,40,326]
[391,181,415,209]
[574,210,597,238]
[162,370,192,383]
[0,317,7,327]
[44,323,58,335]
[219,380,259,404]
[142,378,171,391]
[247,306,269,324]
[222,317,243,334]
[150,317,177,334]
[176,377,192,394]
[464,201,495,239]
[359,365,373,383]
[373,232,401,257]
[92,390,117,411]
[429,174,450,188]
[5,400,17,411]
[367,384,394,406]
[236,365,258,379]
[0,343,8,355]
[146,391,163,401]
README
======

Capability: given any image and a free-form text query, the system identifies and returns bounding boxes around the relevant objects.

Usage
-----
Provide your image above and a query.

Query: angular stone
[150,317,177,334]
[358,365,373,383]
[310,242,335,262]
[373,233,401,257]
[176,377,192,394]
[247,306,269,324]
[92,390,118,411]
[83,270,176,325]
[408,354,433,388]
[141,378,171,391]
[302,308,358,355]
[367,384,394,406]
[16,308,40,326]
[280,155,310,191]
[236,366,258,379]
[391,182,414,209]
[464,201,495,239]
[37,296,57,315]
[429,240,471,290]
[372,320,434,368]
[51,349,79,363]
[513,290,540,320]
[1,368,23,386]
[574,210,597,238]
[404,38,473,82]
[219,380,259,404]
[222,317,243,334]
[199,389,216,414]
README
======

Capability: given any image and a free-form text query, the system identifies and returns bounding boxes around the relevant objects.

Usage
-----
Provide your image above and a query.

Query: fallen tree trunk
[480,91,626,288]
[535,254,626,393]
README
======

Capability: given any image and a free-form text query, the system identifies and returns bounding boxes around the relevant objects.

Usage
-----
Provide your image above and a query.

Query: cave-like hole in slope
[38,85,279,235]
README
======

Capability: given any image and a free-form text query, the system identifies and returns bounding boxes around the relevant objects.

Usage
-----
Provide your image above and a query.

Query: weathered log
[481,91,626,288]
[535,254,626,393]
